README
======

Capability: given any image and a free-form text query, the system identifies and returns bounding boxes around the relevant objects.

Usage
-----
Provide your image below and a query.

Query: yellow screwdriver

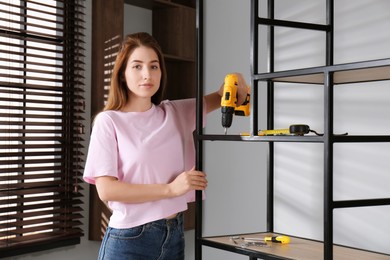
[244,235,290,244]
[264,235,290,244]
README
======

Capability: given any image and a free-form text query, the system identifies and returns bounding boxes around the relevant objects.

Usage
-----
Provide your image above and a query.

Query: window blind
[0,0,85,257]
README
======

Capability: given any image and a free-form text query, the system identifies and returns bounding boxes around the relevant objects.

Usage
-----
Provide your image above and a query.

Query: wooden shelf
[124,0,195,10]
[164,53,195,63]
[202,232,390,260]
[254,58,390,85]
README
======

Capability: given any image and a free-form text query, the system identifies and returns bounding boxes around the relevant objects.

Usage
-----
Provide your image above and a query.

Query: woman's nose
[143,68,151,79]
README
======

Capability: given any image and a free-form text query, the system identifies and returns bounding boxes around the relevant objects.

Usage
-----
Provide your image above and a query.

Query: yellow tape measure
[241,124,310,136]
[258,128,290,136]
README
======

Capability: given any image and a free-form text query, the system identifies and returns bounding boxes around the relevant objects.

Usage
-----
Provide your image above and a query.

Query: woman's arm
[204,91,222,113]
[95,167,207,204]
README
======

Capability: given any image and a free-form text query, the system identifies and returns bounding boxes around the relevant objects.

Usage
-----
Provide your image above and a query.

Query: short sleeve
[83,113,119,185]
[167,98,207,131]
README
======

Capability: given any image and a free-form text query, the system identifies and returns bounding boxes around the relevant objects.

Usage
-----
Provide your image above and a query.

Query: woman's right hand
[169,166,208,197]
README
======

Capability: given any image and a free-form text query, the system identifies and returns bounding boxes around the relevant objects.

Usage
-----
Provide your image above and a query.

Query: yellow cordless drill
[221,74,250,134]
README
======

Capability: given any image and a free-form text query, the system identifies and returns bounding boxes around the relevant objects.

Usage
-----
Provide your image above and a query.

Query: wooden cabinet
[153,1,196,100]
[127,0,197,100]
[153,5,195,60]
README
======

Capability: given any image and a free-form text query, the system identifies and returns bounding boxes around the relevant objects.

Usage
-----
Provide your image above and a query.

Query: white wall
[272,0,390,255]
[202,0,390,258]
[202,1,268,259]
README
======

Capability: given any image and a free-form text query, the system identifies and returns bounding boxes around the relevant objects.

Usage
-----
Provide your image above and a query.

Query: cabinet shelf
[124,0,195,9]
[254,58,390,85]
[154,0,196,9]
[201,232,390,260]
[164,53,195,63]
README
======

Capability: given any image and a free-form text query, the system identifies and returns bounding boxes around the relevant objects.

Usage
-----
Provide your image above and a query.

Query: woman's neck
[121,99,153,112]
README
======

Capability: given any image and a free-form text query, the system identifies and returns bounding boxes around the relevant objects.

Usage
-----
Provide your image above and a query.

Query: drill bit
[224,127,227,135]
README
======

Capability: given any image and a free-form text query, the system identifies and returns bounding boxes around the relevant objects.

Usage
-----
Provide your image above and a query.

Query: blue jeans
[98,213,185,260]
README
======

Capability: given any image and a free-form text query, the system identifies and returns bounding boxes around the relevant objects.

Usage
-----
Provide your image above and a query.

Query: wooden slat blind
[0,0,85,257]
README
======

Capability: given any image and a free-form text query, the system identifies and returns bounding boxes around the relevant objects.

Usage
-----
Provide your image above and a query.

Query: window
[0,0,85,257]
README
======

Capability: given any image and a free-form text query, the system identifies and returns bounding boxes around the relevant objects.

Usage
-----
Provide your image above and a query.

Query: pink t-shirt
[83,98,205,228]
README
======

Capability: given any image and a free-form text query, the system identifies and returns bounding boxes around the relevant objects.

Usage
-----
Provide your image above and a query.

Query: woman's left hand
[234,73,249,106]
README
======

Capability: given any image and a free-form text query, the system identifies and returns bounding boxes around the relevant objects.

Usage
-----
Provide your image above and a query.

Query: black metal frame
[195,0,204,259]
[195,0,390,259]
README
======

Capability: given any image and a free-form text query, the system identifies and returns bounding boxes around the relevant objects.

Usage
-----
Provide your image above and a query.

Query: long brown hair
[104,32,167,111]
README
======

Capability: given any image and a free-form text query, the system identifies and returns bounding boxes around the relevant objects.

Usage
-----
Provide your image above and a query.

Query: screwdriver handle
[264,235,290,244]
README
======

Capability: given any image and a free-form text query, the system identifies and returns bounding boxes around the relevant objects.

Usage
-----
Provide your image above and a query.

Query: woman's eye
[151,65,159,70]
[133,65,142,69]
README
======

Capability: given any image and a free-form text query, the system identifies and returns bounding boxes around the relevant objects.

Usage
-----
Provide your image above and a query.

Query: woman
[83,32,247,260]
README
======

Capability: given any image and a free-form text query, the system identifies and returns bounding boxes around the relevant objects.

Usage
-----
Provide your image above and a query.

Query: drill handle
[234,87,250,116]
[221,85,237,108]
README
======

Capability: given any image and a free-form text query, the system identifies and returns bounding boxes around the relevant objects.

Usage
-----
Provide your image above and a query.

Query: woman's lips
[140,83,153,88]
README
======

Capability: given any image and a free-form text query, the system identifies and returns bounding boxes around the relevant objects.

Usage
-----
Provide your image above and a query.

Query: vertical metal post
[250,0,259,136]
[266,0,275,233]
[323,71,334,260]
[324,1,334,259]
[326,0,334,66]
[251,0,275,234]
[195,0,203,259]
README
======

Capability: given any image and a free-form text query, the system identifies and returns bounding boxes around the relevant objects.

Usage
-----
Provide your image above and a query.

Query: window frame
[0,0,85,257]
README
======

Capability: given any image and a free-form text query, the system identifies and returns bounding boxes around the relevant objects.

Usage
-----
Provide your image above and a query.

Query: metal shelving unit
[195,0,390,259]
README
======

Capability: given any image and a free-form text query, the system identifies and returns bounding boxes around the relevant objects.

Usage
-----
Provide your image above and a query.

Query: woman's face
[124,46,161,101]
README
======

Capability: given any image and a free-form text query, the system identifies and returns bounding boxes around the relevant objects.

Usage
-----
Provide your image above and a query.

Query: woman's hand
[168,166,208,196]
[235,73,249,106]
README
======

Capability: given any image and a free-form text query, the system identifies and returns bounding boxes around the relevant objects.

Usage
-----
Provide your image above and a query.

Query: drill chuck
[221,106,234,128]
